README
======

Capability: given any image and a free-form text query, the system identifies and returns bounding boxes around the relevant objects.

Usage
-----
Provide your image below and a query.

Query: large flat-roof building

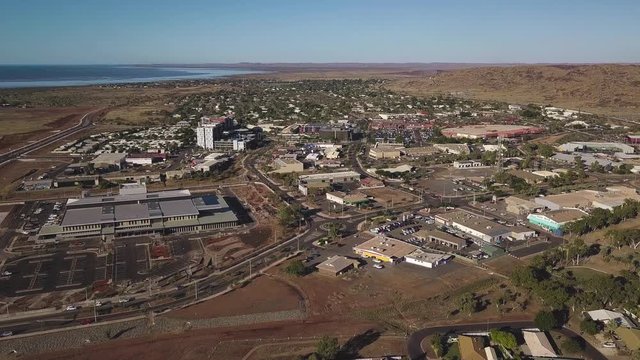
[369,146,402,159]
[353,236,419,263]
[272,157,304,174]
[90,153,127,171]
[557,141,635,154]
[36,184,240,242]
[505,196,544,215]
[534,187,640,211]
[404,249,451,268]
[527,209,587,235]
[298,171,361,195]
[326,191,369,206]
[316,256,359,276]
[435,210,511,243]
[441,125,543,139]
[414,229,468,250]
[434,143,470,155]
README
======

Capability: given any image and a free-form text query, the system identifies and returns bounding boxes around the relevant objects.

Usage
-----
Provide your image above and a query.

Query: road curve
[0,108,103,166]
[407,320,606,360]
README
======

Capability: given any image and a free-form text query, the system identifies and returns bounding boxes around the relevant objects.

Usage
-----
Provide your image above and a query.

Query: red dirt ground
[28,318,380,360]
[169,275,303,319]
[0,107,93,152]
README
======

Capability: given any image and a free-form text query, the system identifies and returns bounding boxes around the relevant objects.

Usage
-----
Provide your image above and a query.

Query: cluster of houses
[455,329,559,360]
[53,122,190,156]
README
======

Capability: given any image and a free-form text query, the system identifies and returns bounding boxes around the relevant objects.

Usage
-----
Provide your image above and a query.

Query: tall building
[196,116,232,149]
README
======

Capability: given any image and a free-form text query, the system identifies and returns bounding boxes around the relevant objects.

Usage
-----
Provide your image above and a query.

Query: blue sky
[1,0,638,64]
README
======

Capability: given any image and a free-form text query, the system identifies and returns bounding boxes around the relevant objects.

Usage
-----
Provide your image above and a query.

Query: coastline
[0,66,265,90]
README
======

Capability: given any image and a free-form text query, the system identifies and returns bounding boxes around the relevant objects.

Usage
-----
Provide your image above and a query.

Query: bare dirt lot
[361,187,418,207]
[0,107,93,152]
[169,275,303,319]
[29,319,381,360]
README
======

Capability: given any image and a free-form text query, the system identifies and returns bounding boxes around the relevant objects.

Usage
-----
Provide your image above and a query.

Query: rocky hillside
[387,64,640,119]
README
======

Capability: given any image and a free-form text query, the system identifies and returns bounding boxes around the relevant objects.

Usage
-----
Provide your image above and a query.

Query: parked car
[373,264,384,269]
[65,305,78,311]
[0,331,13,337]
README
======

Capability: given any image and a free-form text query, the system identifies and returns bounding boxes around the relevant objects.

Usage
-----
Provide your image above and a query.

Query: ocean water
[0,65,260,88]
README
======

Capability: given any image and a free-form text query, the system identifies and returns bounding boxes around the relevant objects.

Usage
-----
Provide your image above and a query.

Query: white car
[372,259,382,264]
[65,305,78,311]
[373,264,384,269]
[0,331,13,337]
[1,271,12,276]
[602,342,616,348]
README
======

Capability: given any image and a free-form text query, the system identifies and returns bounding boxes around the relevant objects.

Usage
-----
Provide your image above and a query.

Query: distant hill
[386,64,640,119]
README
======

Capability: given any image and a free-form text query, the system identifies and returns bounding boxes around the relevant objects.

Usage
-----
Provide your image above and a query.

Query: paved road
[407,321,606,360]
[0,108,102,167]
[0,144,567,340]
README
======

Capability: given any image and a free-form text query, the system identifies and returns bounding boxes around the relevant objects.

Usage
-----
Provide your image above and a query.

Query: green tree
[284,260,306,276]
[326,223,340,241]
[457,292,478,316]
[431,333,444,358]
[560,337,583,354]
[534,310,557,332]
[277,204,303,227]
[489,329,518,350]
[580,319,599,335]
[315,336,340,360]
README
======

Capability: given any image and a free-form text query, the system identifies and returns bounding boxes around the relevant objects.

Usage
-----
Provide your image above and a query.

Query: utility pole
[93,300,97,323]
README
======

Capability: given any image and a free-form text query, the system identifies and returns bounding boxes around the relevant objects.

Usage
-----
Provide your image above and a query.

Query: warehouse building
[414,229,467,250]
[441,124,543,139]
[298,171,361,195]
[316,256,359,276]
[527,209,587,235]
[36,184,240,242]
[434,143,470,155]
[505,196,544,215]
[90,153,127,171]
[325,191,369,206]
[534,187,640,211]
[557,141,634,154]
[435,210,511,243]
[404,249,451,268]
[353,236,419,263]
[369,146,402,159]
[271,157,304,174]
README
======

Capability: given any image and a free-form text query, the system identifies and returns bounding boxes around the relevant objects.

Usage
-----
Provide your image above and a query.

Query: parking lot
[1,252,97,296]
[20,200,66,235]
[113,240,149,282]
